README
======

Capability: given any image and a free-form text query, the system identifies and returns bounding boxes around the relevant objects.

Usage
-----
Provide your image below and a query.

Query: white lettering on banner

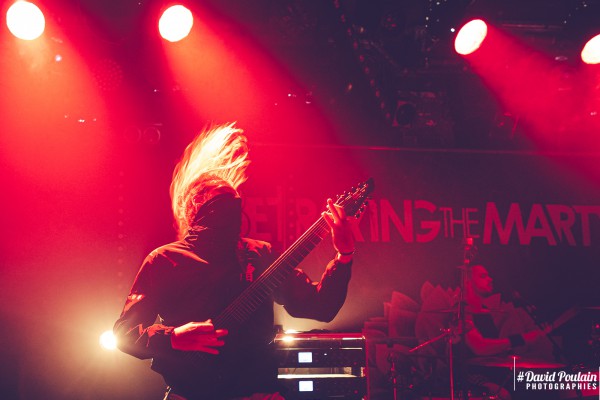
[375,200,599,246]
[244,196,600,247]
[483,203,600,246]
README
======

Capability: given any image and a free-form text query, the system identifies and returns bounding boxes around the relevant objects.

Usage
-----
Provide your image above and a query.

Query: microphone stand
[455,237,476,400]
[409,327,458,399]
[407,238,476,400]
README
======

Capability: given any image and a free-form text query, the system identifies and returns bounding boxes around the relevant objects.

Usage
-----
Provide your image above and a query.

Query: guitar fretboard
[215,216,331,328]
[185,178,372,366]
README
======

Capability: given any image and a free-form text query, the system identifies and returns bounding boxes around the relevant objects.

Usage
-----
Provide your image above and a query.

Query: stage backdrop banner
[241,144,600,331]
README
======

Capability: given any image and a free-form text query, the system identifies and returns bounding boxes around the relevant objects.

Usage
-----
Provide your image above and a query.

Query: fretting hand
[322,198,357,260]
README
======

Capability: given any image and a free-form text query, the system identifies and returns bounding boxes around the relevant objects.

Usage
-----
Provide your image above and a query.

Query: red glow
[160,6,303,131]
[457,23,598,148]
[159,5,193,42]
[455,19,488,55]
[0,3,110,185]
[6,1,45,40]
[581,34,600,65]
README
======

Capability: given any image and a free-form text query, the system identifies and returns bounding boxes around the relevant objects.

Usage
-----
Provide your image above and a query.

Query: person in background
[462,264,553,400]
[464,265,548,356]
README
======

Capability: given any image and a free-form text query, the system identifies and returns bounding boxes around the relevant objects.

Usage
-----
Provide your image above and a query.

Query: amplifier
[274,332,366,400]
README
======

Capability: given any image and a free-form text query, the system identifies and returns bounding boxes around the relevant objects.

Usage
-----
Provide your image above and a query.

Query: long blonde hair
[170,122,249,239]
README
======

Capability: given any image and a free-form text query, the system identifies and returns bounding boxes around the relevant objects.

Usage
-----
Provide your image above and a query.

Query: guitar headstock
[334,178,374,218]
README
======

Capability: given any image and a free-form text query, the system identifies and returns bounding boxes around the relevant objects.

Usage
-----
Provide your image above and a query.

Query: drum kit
[370,307,576,400]
[372,306,600,400]
[369,239,599,400]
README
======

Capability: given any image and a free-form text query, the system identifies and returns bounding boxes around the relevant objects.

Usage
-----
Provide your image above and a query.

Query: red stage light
[581,33,600,65]
[159,5,194,42]
[454,19,488,56]
[6,0,45,40]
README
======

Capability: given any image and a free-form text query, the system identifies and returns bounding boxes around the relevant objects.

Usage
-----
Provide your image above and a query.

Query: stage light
[99,330,117,350]
[454,19,488,56]
[159,5,193,42]
[581,33,600,65]
[6,1,45,40]
[280,335,296,343]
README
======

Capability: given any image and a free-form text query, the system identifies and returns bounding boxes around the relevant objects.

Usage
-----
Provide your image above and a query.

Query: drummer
[461,264,553,400]
[463,265,548,356]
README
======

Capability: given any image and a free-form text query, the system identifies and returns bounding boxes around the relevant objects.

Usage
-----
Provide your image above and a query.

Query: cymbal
[468,356,565,369]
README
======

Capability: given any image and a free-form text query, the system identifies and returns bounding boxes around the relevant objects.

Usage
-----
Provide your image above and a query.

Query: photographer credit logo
[514,364,599,395]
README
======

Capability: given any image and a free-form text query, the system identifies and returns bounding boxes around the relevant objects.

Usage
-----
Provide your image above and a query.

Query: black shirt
[114,233,352,399]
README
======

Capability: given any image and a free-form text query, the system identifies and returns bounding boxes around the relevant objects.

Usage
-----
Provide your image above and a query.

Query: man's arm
[275,257,352,322]
[274,198,356,322]
[114,253,228,357]
[113,254,174,359]
[465,320,546,356]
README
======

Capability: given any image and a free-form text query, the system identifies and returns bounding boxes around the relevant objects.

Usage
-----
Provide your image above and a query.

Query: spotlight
[159,5,193,42]
[581,33,600,65]
[454,19,488,56]
[99,330,117,350]
[6,0,45,40]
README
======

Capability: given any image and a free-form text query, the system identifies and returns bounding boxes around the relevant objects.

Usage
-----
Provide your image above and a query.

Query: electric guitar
[208,177,374,331]
[157,178,374,392]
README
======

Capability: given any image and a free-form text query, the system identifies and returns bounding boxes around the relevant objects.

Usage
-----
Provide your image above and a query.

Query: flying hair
[170,122,250,239]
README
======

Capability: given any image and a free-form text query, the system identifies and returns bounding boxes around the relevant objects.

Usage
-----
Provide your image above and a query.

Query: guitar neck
[214,215,331,329]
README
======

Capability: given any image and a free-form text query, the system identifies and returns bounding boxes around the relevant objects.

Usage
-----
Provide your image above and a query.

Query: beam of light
[581,33,600,65]
[160,5,302,131]
[6,1,45,40]
[454,19,488,55]
[159,5,193,42]
[160,2,338,147]
[454,21,590,149]
[99,330,117,350]
[0,1,111,186]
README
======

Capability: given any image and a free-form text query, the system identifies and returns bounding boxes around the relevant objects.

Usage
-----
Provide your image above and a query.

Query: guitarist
[113,123,358,400]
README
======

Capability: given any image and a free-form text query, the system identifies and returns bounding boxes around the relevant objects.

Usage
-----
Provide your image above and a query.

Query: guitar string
[217,187,369,327]
[187,185,368,361]
[187,217,331,362]
[216,216,330,327]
